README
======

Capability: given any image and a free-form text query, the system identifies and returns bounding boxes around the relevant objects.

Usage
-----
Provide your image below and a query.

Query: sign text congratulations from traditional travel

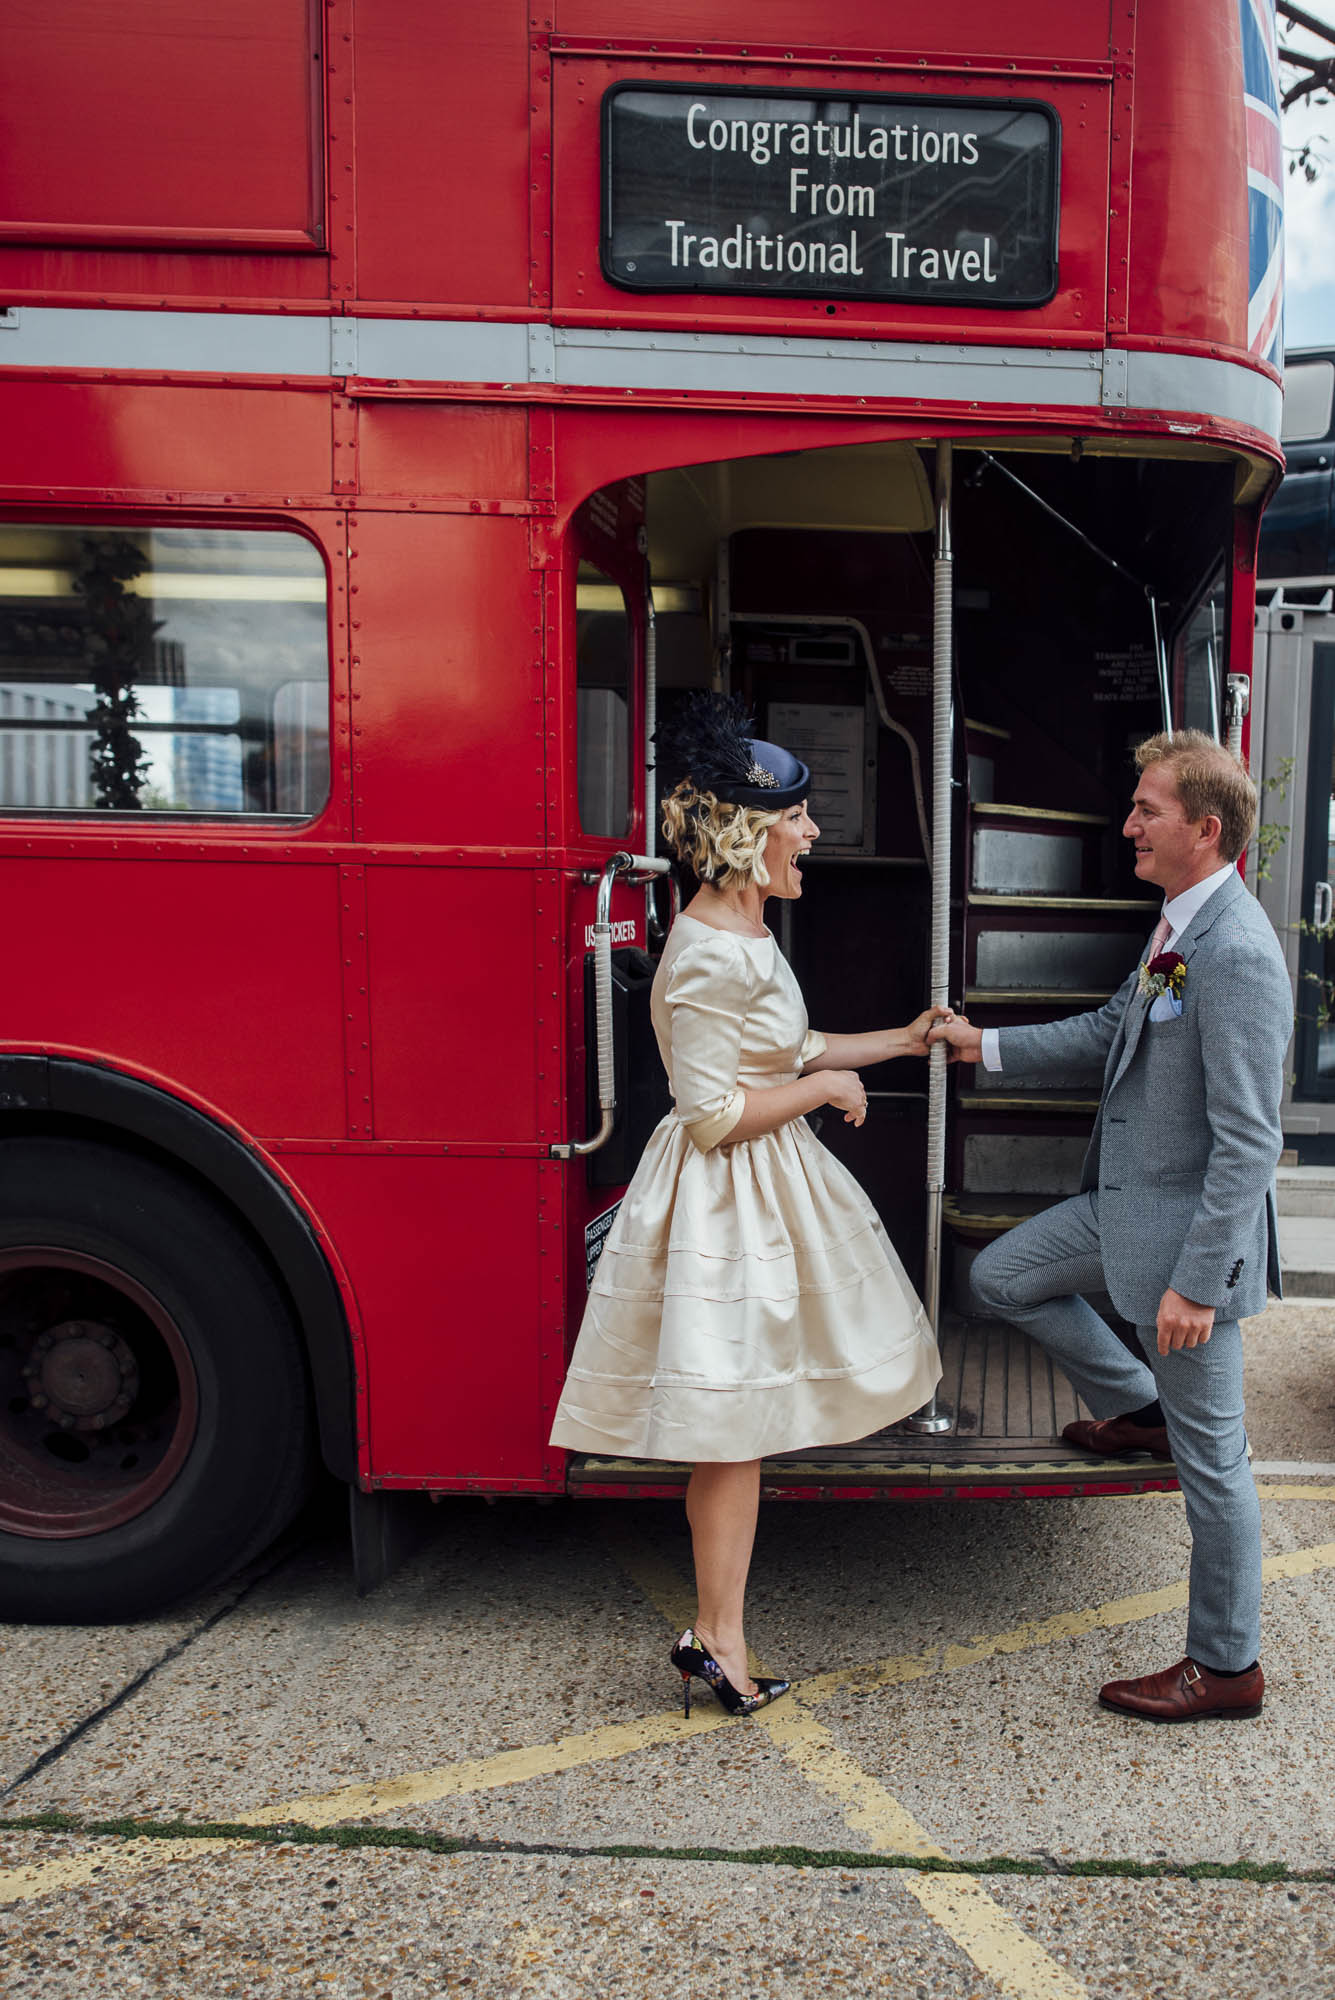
[602,86,1060,307]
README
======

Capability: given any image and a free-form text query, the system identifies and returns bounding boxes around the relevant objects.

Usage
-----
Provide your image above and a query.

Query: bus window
[1173,573,1227,737]
[575,563,632,838]
[1281,359,1335,445]
[0,524,329,817]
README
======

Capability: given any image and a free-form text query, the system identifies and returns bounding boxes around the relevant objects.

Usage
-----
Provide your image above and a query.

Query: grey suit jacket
[996,872,1293,1325]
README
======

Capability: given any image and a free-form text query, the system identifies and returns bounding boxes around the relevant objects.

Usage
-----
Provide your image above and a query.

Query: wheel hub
[21,1320,140,1431]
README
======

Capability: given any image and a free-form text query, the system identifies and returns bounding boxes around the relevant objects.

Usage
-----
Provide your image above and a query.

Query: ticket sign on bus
[602,85,1060,307]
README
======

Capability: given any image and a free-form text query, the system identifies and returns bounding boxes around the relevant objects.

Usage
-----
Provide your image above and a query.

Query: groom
[931,730,1292,1721]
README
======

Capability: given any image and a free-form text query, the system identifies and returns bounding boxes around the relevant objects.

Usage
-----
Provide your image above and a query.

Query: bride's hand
[900,1005,954,1058]
[823,1070,868,1127]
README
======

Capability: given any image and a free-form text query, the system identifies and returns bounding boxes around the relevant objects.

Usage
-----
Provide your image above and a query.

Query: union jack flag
[1240,0,1284,365]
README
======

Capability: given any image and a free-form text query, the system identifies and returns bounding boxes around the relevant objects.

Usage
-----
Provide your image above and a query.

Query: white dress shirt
[979,861,1238,1072]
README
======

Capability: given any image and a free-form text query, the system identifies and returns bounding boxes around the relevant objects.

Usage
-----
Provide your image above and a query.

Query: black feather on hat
[654,690,811,809]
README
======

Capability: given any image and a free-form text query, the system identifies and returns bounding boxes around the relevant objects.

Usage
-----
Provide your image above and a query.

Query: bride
[550,692,945,1715]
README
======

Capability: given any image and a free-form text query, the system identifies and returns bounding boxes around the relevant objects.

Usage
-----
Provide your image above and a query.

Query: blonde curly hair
[661,782,782,891]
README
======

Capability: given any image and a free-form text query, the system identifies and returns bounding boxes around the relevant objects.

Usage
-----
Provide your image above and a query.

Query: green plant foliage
[73,534,160,810]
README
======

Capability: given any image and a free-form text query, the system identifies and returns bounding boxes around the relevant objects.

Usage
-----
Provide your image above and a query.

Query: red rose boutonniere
[1138,949,1187,1002]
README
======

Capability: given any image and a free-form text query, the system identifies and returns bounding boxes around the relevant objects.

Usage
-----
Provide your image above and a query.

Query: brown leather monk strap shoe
[1062,1414,1172,1460]
[1099,1657,1264,1722]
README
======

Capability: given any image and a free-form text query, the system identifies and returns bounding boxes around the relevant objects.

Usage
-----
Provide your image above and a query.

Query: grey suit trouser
[970,1191,1262,1672]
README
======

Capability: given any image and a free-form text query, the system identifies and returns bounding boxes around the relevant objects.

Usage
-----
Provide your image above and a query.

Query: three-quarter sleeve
[664,934,754,1151]
[799,1029,827,1067]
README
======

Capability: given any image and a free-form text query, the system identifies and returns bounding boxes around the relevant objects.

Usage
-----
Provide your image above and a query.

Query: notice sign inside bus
[602,85,1059,307]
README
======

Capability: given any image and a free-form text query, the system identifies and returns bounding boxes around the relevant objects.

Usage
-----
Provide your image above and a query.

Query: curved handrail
[550,851,671,1160]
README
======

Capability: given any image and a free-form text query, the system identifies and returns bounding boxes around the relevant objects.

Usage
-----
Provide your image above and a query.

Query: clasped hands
[926,1011,984,1063]
[818,1006,957,1126]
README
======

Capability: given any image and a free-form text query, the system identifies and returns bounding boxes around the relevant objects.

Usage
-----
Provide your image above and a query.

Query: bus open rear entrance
[561,430,1258,1503]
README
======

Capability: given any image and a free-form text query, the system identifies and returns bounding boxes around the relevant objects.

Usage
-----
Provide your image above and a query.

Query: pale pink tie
[1147,912,1171,961]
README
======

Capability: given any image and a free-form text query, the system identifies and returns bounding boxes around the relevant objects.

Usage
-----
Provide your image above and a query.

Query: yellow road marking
[609,1524,1087,2000]
[753,1698,945,1861]
[4,1532,1334,1926]
[802,1537,1335,1702]
[907,1873,1085,2000]
[242,1708,733,1829]
[0,1836,236,1909]
[1256,1482,1335,1502]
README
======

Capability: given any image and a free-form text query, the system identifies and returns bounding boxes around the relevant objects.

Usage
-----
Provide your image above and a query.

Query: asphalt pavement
[1,1299,1334,1999]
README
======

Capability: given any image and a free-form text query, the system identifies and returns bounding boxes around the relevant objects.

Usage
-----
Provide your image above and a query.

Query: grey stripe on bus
[0,306,1283,438]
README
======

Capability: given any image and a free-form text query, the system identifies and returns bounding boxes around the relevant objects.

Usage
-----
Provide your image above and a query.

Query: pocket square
[1148,991,1183,1023]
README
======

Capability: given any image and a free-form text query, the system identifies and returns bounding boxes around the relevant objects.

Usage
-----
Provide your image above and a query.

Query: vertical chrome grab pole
[907,439,955,1434]
[644,566,657,845]
[1149,593,1171,730]
[645,565,667,943]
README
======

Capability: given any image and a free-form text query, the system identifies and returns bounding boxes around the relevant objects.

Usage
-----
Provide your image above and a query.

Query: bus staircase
[935,714,1172,1495]
[567,724,1178,1502]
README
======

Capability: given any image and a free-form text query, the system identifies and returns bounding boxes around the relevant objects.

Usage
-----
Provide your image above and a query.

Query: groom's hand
[927,1015,983,1065]
[1156,1287,1215,1355]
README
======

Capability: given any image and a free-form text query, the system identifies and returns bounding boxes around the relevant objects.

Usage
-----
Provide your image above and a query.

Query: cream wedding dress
[549,914,942,1462]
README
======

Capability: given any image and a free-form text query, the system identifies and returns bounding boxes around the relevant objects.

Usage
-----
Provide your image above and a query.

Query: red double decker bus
[0,1,1285,1617]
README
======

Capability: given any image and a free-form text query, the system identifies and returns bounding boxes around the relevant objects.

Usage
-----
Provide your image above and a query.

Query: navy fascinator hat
[654,691,811,810]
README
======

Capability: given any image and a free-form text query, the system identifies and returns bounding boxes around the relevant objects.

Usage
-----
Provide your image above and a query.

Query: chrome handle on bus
[550,851,672,1161]
[1225,674,1250,763]
[646,865,681,944]
[1314,880,1334,931]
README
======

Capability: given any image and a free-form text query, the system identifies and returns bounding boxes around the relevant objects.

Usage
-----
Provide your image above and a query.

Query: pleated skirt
[549,1112,942,1463]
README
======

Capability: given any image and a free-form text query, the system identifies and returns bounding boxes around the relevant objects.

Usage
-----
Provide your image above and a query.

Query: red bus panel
[0,859,346,1137]
[551,0,1118,62]
[352,0,533,307]
[0,0,325,250]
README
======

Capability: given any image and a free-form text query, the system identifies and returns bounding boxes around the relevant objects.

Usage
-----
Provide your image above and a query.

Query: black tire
[0,1137,314,1622]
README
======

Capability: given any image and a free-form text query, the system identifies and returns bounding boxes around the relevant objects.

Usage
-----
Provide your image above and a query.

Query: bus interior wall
[642,445,1238,1293]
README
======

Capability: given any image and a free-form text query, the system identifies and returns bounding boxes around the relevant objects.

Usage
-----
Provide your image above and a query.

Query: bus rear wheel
[0,1138,314,1622]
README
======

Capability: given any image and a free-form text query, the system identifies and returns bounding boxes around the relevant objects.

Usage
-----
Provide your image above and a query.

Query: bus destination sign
[602,85,1060,308]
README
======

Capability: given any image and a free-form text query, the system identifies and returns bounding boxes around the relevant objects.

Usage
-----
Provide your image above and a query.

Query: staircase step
[1275,1166,1335,1218]
[968,753,997,804]
[973,827,1084,896]
[973,801,1111,826]
[971,1063,1106,1093]
[963,1133,1087,1195]
[969,893,1157,913]
[966,988,1115,1007]
[1278,1214,1335,1295]
[975,929,1141,992]
[958,1091,1101,1114]
[943,1194,1060,1240]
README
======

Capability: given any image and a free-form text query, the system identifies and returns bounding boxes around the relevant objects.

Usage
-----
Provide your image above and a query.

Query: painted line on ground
[3,1534,1334,1921]
[803,1537,1335,1702]
[0,1835,237,1909]
[240,1707,735,1829]
[0,1712,734,1909]
[608,1522,1088,2000]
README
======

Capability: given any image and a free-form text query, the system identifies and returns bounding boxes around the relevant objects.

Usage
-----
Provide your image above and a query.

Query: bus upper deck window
[0,524,330,818]
[575,563,632,839]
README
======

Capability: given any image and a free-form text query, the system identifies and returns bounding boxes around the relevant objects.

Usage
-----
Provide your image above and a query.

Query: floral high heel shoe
[670,1628,791,1717]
